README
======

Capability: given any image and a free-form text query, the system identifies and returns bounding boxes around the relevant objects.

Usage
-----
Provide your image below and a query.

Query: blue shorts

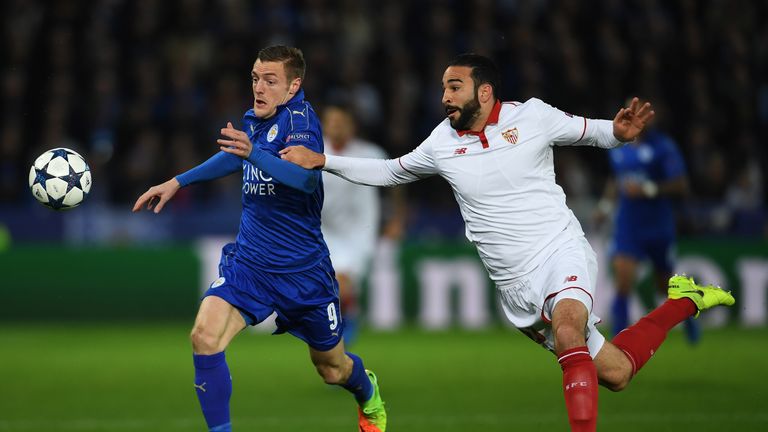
[203,243,343,351]
[610,230,675,274]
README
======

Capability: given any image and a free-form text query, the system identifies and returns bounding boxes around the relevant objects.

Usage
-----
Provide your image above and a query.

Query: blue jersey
[609,130,686,237]
[236,90,329,272]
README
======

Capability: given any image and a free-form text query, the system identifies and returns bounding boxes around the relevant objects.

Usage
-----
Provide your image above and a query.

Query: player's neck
[467,100,496,132]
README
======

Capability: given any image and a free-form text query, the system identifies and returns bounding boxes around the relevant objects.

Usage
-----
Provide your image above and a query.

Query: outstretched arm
[132,150,242,214]
[536,97,655,149]
[280,145,435,187]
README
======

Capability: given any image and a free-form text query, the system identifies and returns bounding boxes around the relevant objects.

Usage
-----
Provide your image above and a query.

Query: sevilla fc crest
[502,128,519,144]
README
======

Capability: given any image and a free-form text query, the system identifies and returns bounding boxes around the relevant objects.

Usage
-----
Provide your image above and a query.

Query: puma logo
[194,382,207,393]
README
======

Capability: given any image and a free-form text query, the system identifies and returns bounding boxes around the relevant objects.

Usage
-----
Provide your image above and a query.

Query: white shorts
[497,235,606,358]
[325,234,374,283]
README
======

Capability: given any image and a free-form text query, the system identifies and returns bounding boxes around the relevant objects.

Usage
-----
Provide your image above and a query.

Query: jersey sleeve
[324,137,439,187]
[175,151,242,187]
[529,98,623,149]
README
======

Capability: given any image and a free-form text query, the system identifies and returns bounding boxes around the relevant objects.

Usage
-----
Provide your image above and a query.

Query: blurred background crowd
[1,0,766,242]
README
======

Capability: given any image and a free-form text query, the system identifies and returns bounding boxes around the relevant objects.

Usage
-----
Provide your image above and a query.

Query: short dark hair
[257,45,306,81]
[448,53,501,99]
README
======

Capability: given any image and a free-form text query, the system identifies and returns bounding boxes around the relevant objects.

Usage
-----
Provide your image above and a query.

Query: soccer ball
[28,148,92,210]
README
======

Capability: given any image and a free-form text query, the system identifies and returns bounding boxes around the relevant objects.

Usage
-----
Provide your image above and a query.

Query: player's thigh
[191,296,246,352]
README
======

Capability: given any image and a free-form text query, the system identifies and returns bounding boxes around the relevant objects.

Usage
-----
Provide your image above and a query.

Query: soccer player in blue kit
[132,46,387,432]
[597,127,699,342]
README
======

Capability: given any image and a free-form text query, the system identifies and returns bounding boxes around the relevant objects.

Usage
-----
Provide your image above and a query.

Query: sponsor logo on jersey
[210,277,226,288]
[287,132,312,142]
[267,124,279,142]
[502,127,519,144]
[243,163,276,196]
[564,275,578,283]
[454,147,468,155]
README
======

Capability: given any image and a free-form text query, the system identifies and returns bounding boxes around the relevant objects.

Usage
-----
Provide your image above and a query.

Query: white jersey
[322,138,388,278]
[324,98,623,282]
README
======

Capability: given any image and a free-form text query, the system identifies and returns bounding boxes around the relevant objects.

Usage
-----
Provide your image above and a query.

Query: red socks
[612,298,696,375]
[558,346,598,432]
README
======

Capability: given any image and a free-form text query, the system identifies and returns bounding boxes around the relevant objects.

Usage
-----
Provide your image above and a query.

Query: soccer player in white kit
[321,106,389,344]
[281,54,735,431]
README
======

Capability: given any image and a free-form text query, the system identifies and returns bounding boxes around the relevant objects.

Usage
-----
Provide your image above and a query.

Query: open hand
[613,97,655,142]
[132,178,180,214]
[218,122,253,158]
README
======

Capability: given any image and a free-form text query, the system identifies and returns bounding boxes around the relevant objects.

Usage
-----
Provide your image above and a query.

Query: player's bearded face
[445,89,481,131]
[251,60,296,119]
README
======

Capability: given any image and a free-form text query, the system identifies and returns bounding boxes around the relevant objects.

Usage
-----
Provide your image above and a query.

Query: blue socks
[343,317,358,347]
[342,352,373,403]
[193,352,232,432]
[612,295,629,337]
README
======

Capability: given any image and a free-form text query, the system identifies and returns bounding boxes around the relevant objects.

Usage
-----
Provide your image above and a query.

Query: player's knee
[553,324,586,354]
[190,325,221,354]
[314,363,344,385]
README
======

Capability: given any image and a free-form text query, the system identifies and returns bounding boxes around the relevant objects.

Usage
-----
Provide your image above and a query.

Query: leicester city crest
[267,124,279,142]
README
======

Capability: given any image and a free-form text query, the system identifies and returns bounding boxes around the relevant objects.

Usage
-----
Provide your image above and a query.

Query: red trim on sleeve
[571,117,587,145]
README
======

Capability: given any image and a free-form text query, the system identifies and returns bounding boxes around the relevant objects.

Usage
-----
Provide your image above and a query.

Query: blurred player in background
[595,124,699,342]
[281,53,735,432]
[132,46,386,432]
[320,105,404,345]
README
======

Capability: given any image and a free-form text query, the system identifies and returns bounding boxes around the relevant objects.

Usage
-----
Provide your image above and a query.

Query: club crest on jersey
[502,127,519,144]
[267,124,279,142]
[210,277,226,288]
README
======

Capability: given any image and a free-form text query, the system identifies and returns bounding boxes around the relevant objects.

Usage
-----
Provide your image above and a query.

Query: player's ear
[288,77,302,95]
[479,83,493,103]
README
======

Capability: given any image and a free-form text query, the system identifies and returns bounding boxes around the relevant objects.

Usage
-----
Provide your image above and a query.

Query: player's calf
[594,342,634,392]
[313,360,349,385]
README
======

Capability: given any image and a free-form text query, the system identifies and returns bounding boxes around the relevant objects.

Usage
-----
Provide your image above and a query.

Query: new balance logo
[564,275,578,283]
[565,381,588,390]
[194,382,207,393]
[454,147,467,155]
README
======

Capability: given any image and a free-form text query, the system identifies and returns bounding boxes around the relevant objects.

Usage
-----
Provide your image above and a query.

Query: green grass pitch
[0,324,766,431]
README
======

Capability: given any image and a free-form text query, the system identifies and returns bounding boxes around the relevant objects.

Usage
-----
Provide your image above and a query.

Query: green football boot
[668,274,735,318]
[357,370,387,432]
